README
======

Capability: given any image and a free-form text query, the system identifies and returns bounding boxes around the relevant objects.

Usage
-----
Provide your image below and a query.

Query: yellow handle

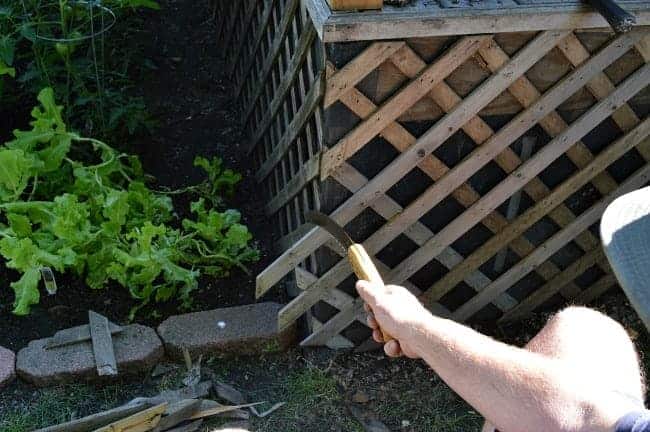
[326,0,383,11]
[348,244,393,343]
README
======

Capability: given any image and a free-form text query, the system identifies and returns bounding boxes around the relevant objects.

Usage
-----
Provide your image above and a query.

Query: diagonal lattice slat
[300,33,649,346]
[257,30,571,298]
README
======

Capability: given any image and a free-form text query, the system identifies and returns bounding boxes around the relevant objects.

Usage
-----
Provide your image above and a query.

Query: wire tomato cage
[22,0,116,44]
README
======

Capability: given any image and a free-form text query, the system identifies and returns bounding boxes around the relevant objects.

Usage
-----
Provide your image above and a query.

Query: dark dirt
[0,0,280,351]
[3,292,647,431]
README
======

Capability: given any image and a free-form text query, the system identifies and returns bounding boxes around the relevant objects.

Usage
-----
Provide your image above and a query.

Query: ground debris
[352,390,370,404]
[214,379,285,418]
[348,404,390,432]
[215,380,246,404]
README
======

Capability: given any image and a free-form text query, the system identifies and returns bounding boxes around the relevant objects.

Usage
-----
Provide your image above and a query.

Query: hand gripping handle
[348,244,394,343]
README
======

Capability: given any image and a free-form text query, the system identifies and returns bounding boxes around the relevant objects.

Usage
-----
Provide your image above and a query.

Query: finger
[356,280,382,307]
[363,303,371,313]
[384,339,402,357]
[373,329,384,343]
[366,313,379,330]
[401,344,419,359]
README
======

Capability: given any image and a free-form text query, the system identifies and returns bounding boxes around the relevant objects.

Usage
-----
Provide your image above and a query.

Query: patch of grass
[0,381,146,432]
[286,368,340,407]
[373,376,482,432]
[247,364,362,432]
[0,384,95,432]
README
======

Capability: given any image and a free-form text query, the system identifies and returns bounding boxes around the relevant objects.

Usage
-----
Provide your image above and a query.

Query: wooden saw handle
[348,244,394,343]
[326,0,383,11]
[587,0,636,33]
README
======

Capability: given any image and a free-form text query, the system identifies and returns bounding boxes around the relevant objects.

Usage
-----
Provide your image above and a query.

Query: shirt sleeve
[616,411,650,432]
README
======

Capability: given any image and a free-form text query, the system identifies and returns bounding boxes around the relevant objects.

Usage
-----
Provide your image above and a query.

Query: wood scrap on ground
[94,403,167,432]
[214,380,286,418]
[45,321,123,350]
[36,361,287,431]
[153,400,202,432]
[34,402,152,432]
[88,310,118,376]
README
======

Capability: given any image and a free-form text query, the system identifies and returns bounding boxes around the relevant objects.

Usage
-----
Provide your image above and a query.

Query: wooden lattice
[216,0,650,348]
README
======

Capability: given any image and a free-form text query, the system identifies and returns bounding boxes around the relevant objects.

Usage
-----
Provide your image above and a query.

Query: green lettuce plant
[0,88,259,317]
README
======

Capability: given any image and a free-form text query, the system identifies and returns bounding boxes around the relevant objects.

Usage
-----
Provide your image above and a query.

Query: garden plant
[0,0,259,318]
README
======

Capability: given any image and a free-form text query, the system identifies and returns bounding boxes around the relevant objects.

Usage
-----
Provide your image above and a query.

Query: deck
[304,0,650,41]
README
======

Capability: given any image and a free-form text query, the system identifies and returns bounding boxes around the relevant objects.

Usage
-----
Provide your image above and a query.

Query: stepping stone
[17,324,164,386]
[157,302,296,359]
[0,346,16,388]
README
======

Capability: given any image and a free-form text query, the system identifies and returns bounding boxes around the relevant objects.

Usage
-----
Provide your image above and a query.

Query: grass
[0,384,98,432]
[248,365,363,432]
[0,353,481,432]
[0,380,147,432]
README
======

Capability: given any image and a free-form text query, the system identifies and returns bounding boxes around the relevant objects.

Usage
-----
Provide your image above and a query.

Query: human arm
[356,280,640,432]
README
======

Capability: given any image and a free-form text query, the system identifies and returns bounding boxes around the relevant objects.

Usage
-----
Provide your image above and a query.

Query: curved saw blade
[305,211,354,249]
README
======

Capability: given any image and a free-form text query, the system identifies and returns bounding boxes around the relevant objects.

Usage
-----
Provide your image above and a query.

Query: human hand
[356,280,432,358]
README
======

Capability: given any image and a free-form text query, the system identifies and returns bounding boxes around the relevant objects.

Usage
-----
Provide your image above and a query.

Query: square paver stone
[0,346,16,388]
[157,302,296,359]
[17,324,164,386]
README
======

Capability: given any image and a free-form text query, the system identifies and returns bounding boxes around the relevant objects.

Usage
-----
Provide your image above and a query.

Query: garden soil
[0,0,280,351]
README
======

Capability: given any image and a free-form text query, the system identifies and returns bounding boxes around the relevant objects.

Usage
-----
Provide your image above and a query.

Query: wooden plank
[94,403,167,432]
[88,310,118,377]
[324,42,405,108]
[246,26,318,152]
[319,4,650,42]
[327,0,382,11]
[153,400,202,432]
[319,36,490,180]
[36,403,151,432]
[257,30,568,299]
[46,322,123,349]
[421,117,650,305]
[189,402,262,420]
[254,72,324,179]
[452,164,650,321]
[500,250,608,321]
[295,53,650,343]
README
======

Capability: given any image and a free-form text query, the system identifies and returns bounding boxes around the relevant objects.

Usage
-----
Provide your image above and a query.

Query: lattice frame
[216,1,650,348]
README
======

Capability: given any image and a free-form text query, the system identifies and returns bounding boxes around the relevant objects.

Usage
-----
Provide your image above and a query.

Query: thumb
[356,280,384,307]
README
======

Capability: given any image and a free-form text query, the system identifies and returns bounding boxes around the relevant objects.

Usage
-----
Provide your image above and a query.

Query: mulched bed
[0,0,282,351]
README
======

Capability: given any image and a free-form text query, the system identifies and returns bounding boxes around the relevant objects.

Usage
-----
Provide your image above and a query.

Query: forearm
[409,315,632,432]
